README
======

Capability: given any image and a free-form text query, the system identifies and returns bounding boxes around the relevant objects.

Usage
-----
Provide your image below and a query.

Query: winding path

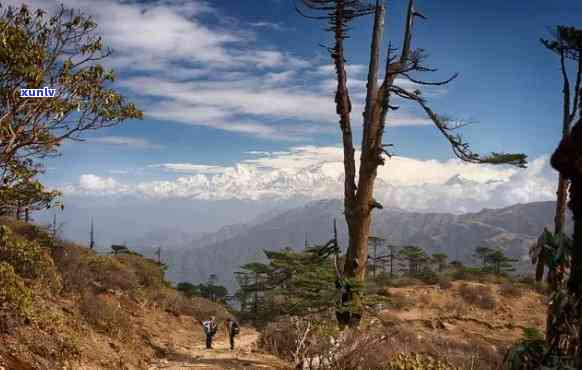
[148,329,288,370]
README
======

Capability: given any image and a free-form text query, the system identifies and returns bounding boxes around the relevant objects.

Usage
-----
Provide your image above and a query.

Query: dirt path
[147,329,289,370]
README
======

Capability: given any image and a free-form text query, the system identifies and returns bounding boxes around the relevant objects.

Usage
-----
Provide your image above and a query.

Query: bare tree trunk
[572,181,582,368]
[335,0,385,328]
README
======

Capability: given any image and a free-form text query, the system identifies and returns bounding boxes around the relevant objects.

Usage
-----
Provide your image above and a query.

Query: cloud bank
[60,147,557,214]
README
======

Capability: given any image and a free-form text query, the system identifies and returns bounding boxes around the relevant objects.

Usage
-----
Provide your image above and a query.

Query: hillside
[0,217,286,370]
[151,200,567,291]
[259,279,547,369]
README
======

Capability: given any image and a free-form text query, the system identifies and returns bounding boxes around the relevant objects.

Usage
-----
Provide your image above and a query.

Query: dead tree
[297,0,527,328]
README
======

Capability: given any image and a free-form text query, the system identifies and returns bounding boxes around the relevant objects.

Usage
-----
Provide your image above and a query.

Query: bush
[438,277,453,290]
[451,267,484,281]
[499,283,523,298]
[115,253,166,289]
[417,270,440,285]
[0,261,33,319]
[79,292,133,340]
[0,225,61,291]
[259,316,338,365]
[504,327,547,370]
[458,283,496,310]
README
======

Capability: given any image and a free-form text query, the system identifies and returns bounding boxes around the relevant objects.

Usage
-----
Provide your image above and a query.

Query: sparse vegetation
[0,218,229,368]
[458,283,497,310]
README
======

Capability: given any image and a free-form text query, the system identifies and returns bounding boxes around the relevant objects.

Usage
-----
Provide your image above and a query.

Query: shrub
[499,283,523,298]
[0,261,33,319]
[0,225,61,291]
[89,256,140,292]
[115,254,166,289]
[259,316,338,366]
[417,270,440,285]
[438,277,453,290]
[504,327,547,370]
[458,283,496,310]
[79,292,133,340]
[451,267,483,281]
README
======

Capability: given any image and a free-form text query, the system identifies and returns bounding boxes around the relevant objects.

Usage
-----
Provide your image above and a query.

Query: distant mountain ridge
[146,200,568,292]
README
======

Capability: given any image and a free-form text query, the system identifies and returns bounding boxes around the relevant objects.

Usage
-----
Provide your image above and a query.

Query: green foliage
[473,246,517,275]
[386,353,460,370]
[432,253,448,273]
[504,327,548,370]
[177,282,199,297]
[0,261,33,318]
[0,3,142,216]
[398,246,430,276]
[235,246,338,321]
[177,280,228,302]
[0,225,61,290]
[0,161,61,218]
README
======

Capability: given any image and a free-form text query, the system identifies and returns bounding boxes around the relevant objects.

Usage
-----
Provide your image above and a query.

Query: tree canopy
[0,4,142,217]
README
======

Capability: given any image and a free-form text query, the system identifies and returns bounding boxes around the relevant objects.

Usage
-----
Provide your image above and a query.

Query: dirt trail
[147,328,289,370]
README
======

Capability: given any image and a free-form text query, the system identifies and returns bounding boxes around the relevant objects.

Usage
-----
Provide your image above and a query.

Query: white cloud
[6,0,437,140]
[78,174,125,193]
[92,136,163,149]
[61,148,558,213]
[149,163,228,174]
[249,21,290,31]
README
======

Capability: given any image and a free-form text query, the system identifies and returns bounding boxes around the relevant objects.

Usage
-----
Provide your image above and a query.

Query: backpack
[203,320,217,336]
[230,321,240,335]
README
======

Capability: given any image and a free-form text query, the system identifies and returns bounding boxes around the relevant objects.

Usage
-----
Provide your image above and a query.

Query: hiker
[224,317,240,350]
[197,316,218,349]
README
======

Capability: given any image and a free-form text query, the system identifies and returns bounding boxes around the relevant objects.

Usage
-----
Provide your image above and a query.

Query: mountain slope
[155,200,566,291]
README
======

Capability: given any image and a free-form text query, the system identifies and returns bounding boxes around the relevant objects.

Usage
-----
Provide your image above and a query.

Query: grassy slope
[260,279,546,369]
[0,217,231,370]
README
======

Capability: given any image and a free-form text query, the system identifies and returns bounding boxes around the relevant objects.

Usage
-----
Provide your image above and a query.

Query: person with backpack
[197,316,218,349]
[224,318,240,350]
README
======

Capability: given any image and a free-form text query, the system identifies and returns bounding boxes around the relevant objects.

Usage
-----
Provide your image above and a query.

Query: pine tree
[488,250,517,276]
[398,246,428,276]
[432,253,448,273]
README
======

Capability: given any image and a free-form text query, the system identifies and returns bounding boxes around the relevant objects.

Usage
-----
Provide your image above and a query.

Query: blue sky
[4,0,579,245]
[5,0,581,206]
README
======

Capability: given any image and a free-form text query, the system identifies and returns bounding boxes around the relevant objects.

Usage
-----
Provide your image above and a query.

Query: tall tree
[487,249,517,276]
[542,26,582,238]
[0,4,142,211]
[536,26,582,358]
[431,252,448,273]
[398,245,428,276]
[551,116,582,366]
[367,235,384,279]
[473,246,494,270]
[297,0,527,327]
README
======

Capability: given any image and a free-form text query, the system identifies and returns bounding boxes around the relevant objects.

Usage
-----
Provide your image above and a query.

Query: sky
[3,0,582,242]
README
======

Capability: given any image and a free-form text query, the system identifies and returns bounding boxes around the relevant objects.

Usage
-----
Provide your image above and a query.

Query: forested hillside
[153,200,567,291]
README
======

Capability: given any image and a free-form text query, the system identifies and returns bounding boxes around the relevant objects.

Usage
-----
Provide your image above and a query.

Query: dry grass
[498,283,524,298]
[0,217,232,369]
[458,283,497,310]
